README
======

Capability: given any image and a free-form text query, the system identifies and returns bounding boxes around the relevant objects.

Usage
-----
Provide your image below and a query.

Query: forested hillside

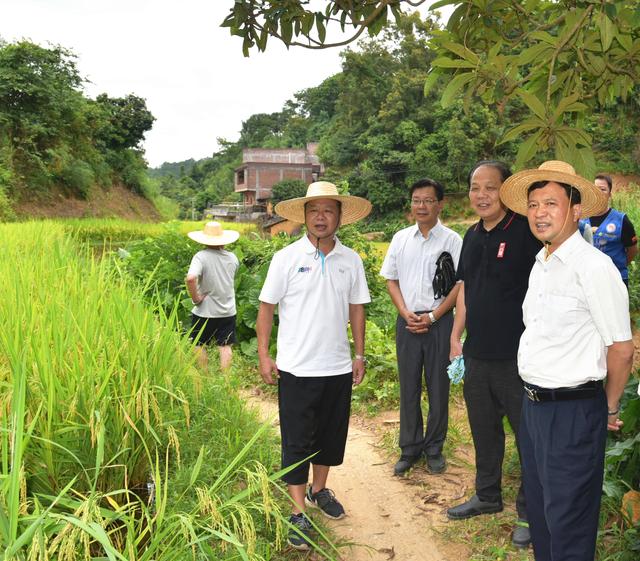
[154,13,640,218]
[0,39,160,220]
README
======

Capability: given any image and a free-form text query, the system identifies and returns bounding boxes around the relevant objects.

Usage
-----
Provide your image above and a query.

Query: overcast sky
[2,1,447,167]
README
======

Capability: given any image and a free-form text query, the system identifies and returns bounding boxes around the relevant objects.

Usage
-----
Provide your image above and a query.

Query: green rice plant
[0,221,200,497]
[0,221,342,560]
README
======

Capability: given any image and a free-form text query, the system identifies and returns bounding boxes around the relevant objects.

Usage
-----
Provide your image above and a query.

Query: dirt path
[244,389,472,561]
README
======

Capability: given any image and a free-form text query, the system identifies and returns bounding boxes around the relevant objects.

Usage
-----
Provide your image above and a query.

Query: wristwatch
[428,311,437,324]
[354,354,367,363]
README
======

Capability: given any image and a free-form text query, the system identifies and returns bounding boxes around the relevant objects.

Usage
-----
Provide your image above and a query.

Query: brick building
[234,143,323,206]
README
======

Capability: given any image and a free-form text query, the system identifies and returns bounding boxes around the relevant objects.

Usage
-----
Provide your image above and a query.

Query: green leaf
[499,120,544,144]
[431,56,476,69]
[302,12,314,35]
[316,13,326,43]
[616,33,632,52]
[440,73,474,108]
[552,93,585,121]
[280,18,293,44]
[488,41,502,59]
[423,70,441,97]
[518,43,553,66]
[369,6,388,36]
[529,31,556,45]
[189,446,206,486]
[430,0,458,9]
[515,131,542,170]
[598,13,616,51]
[516,89,547,120]
[441,41,479,64]
[574,147,596,178]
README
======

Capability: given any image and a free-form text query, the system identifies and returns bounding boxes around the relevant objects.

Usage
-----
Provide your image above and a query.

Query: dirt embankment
[13,183,161,221]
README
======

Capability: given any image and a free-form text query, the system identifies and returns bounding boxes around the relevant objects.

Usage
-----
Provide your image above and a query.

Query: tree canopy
[0,40,155,204]
[223,1,640,176]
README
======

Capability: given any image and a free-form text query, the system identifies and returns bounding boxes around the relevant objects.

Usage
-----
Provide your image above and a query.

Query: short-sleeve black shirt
[457,212,542,360]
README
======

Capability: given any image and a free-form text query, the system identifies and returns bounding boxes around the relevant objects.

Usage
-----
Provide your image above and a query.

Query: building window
[237,170,245,184]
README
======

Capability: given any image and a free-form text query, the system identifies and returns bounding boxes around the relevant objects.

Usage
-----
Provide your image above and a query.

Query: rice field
[0,220,288,560]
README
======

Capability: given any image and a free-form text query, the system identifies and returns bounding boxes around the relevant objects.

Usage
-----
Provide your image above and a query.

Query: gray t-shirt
[187,248,239,318]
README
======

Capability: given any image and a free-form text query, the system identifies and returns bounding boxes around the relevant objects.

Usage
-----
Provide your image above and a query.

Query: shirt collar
[412,220,443,240]
[476,211,516,232]
[535,229,583,264]
[302,233,343,255]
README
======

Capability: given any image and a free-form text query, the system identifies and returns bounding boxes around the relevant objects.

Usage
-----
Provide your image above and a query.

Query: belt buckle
[525,385,539,402]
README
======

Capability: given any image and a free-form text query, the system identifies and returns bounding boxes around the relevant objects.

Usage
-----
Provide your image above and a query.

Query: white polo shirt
[259,235,371,377]
[188,248,239,318]
[518,231,631,388]
[380,221,462,311]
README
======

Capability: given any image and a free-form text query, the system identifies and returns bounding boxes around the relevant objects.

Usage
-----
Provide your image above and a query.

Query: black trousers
[463,356,526,519]
[521,390,607,561]
[396,311,452,458]
[278,370,352,485]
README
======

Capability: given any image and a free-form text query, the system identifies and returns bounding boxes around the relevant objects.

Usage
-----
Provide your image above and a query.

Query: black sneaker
[288,513,313,550]
[393,455,420,476]
[512,519,531,549]
[305,487,346,520]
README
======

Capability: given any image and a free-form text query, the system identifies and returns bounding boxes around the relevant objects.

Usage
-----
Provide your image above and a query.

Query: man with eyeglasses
[381,178,462,476]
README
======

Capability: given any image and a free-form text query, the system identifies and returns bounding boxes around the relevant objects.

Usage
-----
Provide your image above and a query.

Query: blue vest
[580,209,627,279]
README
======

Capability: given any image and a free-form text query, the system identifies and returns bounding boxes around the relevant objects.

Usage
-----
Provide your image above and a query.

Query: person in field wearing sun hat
[185,221,240,372]
[499,160,633,561]
[256,181,371,550]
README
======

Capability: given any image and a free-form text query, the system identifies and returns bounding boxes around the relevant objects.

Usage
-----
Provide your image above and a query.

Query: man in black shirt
[447,161,541,549]
[580,174,638,286]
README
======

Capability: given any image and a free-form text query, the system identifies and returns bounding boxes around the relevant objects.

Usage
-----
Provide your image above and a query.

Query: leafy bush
[0,166,16,221]
[270,178,307,205]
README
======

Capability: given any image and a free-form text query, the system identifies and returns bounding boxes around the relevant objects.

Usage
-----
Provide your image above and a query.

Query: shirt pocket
[541,293,577,338]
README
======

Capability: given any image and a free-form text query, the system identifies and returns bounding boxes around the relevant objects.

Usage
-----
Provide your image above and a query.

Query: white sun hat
[187,221,240,246]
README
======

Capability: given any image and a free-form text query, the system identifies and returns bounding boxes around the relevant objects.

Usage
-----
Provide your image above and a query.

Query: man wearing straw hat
[256,181,371,550]
[186,221,240,372]
[500,160,633,561]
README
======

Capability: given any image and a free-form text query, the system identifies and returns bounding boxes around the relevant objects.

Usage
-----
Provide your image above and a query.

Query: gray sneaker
[305,487,346,519]
[288,513,313,550]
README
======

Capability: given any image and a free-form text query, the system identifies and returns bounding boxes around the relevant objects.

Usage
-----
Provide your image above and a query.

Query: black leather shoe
[511,519,531,548]
[393,455,419,476]
[447,494,503,520]
[425,453,446,474]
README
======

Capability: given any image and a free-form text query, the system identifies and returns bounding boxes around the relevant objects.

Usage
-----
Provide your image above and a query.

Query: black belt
[524,380,603,402]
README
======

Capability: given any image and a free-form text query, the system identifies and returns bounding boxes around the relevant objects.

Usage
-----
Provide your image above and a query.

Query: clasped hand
[404,311,430,334]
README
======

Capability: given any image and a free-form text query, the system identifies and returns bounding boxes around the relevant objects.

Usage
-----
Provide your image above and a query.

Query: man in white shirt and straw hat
[499,160,633,561]
[186,221,240,372]
[256,181,371,550]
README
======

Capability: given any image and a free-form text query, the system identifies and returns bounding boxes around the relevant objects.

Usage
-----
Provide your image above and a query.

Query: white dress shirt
[380,221,462,311]
[518,230,631,388]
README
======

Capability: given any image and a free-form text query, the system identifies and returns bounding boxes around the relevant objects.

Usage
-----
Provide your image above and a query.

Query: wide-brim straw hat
[274,181,372,225]
[188,221,240,245]
[500,160,607,218]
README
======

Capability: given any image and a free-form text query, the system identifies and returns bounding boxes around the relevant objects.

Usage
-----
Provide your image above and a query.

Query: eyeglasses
[411,198,439,206]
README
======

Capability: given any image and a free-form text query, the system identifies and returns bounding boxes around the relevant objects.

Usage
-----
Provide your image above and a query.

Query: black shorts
[278,370,352,485]
[190,314,236,346]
